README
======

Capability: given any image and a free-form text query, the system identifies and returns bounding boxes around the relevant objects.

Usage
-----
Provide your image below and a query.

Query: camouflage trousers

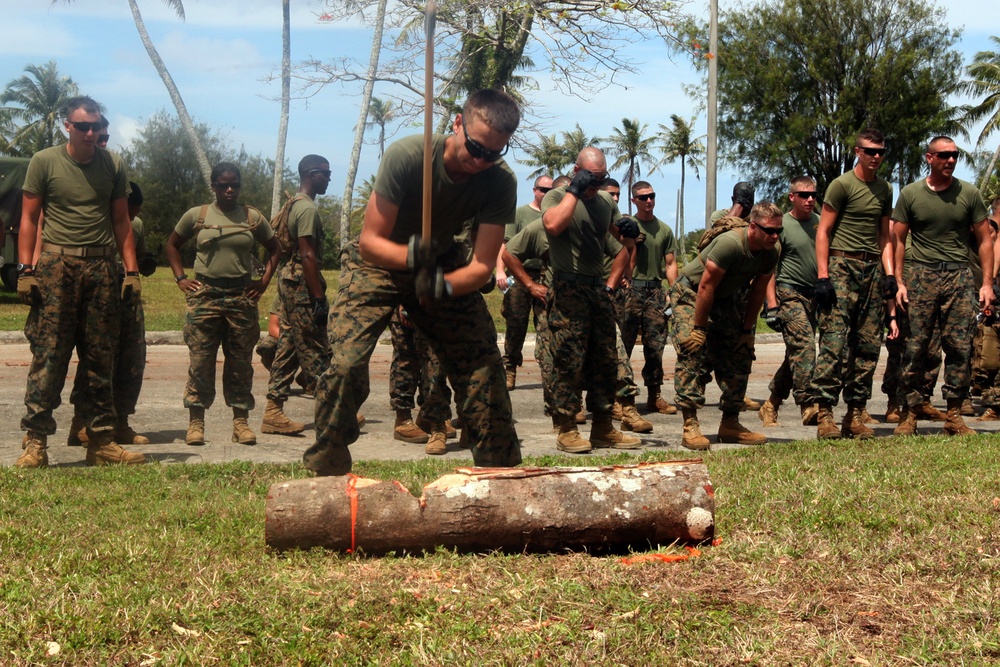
[305,241,520,473]
[768,285,818,406]
[670,279,751,413]
[534,302,556,415]
[23,254,121,436]
[182,285,259,411]
[900,264,975,405]
[546,278,619,417]
[620,284,668,390]
[615,321,639,400]
[881,307,940,402]
[501,270,543,371]
[266,274,331,402]
[389,308,452,422]
[812,256,884,407]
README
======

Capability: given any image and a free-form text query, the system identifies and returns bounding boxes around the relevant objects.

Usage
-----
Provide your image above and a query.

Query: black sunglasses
[462,123,508,162]
[858,146,887,156]
[753,221,783,236]
[309,168,332,178]
[97,134,110,144]
[792,191,818,199]
[534,186,552,193]
[931,151,960,160]
[634,193,656,202]
[69,121,104,133]
[212,182,242,190]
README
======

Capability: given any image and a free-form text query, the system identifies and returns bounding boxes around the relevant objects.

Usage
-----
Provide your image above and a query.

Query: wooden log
[265,461,714,554]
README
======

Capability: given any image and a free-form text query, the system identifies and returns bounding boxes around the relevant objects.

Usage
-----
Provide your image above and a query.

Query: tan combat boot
[424,421,448,455]
[884,399,900,423]
[86,431,145,466]
[913,401,945,421]
[619,397,653,434]
[977,407,1000,421]
[893,405,917,436]
[860,408,878,425]
[816,405,840,440]
[590,412,643,449]
[718,412,767,445]
[261,399,306,435]
[556,414,592,454]
[961,398,976,417]
[232,408,257,445]
[15,432,48,468]
[841,404,875,440]
[744,396,761,411]
[505,368,516,391]
[416,413,457,440]
[186,407,206,446]
[646,388,678,415]
[611,401,624,421]
[115,416,150,445]
[944,399,975,436]
[67,413,88,447]
[681,409,710,451]
[575,410,587,424]
[393,409,429,444]
[758,397,780,427]
[800,403,819,426]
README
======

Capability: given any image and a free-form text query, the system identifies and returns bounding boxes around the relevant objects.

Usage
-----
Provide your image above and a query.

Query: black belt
[554,272,604,287]
[631,279,663,289]
[195,273,250,289]
[912,260,967,271]
[777,281,814,297]
[830,249,880,262]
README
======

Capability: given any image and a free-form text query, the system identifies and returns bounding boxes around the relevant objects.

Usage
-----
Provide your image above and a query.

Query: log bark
[265,461,714,555]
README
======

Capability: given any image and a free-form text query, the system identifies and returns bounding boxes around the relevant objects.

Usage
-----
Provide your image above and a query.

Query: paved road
[0,335,993,469]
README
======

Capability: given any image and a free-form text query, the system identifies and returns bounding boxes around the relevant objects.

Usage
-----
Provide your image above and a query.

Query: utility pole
[705,0,718,224]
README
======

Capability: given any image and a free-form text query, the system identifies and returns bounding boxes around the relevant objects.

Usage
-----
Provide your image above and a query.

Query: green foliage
[522,124,601,181]
[961,36,1000,192]
[658,114,705,257]
[0,61,79,157]
[604,117,657,211]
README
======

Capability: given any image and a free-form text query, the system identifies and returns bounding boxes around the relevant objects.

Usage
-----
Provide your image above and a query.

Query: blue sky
[2,0,999,232]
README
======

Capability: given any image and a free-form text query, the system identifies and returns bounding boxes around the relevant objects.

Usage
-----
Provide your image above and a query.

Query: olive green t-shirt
[776,211,819,288]
[505,219,551,284]
[174,204,274,279]
[131,215,148,258]
[22,145,128,247]
[288,195,324,253]
[374,134,516,253]
[632,216,678,281]
[681,228,779,299]
[505,204,543,271]
[541,188,623,276]
[825,170,893,254]
[891,177,988,264]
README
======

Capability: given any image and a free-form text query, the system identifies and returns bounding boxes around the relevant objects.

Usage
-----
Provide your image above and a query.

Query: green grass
[2,438,1000,665]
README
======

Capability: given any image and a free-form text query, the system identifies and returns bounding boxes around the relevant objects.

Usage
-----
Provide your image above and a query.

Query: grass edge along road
[1,439,998,665]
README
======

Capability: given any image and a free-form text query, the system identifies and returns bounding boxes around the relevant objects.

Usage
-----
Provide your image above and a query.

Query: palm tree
[0,61,79,157]
[560,124,601,164]
[962,36,1000,191]
[657,115,705,256]
[366,98,397,159]
[604,118,657,213]
[522,133,570,179]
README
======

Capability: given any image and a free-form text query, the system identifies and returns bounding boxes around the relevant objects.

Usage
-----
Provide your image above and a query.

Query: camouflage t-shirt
[174,203,274,279]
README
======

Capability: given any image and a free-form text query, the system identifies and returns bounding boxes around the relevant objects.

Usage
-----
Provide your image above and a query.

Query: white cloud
[0,19,79,59]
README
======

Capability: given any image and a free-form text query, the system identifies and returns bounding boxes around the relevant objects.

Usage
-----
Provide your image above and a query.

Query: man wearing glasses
[671,203,781,450]
[262,155,333,437]
[304,89,522,476]
[14,95,144,468]
[496,174,553,390]
[890,136,994,436]
[812,128,898,440]
[759,176,822,428]
[541,147,640,453]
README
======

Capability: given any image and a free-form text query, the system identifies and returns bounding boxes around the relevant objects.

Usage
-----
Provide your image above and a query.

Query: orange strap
[619,546,701,565]
[346,474,360,553]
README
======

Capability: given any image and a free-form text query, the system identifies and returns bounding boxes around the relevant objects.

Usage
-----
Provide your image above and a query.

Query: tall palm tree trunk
[271,0,291,217]
[981,142,1000,193]
[678,160,687,257]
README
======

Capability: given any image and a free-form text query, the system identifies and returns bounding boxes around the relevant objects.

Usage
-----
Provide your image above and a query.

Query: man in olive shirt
[304,89,523,476]
[496,174,552,390]
[760,176,821,427]
[15,95,144,468]
[671,203,781,450]
[620,181,679,415]
[541,146,639,454]
[812,128,898,440]
[891,135,995,436]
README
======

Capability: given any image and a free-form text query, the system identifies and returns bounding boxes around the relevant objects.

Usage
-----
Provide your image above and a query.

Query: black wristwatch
[175,274,188,283]
[125,271,140,277]
[16,263,33,275]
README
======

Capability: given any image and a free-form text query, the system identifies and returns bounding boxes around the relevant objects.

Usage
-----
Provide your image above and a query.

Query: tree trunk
[127,0,212,191]
[678,158,687,256]
[271,0,291,218]
[980,141,1000,194]
[339,0,389,247]
[265,461,715,554]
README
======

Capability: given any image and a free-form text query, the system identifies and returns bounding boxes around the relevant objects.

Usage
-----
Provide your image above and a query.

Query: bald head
[576,147,607,172]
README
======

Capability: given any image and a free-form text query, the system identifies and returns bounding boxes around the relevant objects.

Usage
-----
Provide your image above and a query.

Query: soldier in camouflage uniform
[671,203,781,450]
[167,162,282,447]
[811,129,899,440]
[891,136,994,436]
[540,147,641,453]
[262,155,334,436]
[15,95,146,468]
[497,174,552,390]
[304,90,523,476]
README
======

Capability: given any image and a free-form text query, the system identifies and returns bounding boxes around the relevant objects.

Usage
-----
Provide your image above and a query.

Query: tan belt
[41,243,116,258]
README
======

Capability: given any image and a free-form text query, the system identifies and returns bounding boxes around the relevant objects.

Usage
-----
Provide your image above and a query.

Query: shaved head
[576,147,606,172]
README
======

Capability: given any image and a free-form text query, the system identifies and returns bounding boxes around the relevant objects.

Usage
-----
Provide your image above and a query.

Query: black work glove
[814,277,836,309]
[882,275,898,301]
[479,274,497,294]
[763,307,783,331]
[567,169,597,198]
[415,266,452,303]
[311,297,329,328]
[138,254,157,277]
[614,216,640,239]
[406,235,438,271]
[733,181,755,213]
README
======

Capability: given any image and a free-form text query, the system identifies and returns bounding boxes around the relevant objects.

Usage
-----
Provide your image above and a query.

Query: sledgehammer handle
[421,0,437,249]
